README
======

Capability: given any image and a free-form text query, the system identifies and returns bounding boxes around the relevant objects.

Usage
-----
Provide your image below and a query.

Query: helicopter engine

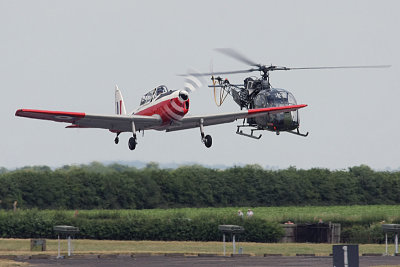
[231,87,249,108]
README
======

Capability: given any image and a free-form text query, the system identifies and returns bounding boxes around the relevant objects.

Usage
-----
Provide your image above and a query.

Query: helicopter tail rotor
[212,78,230,107]
[210,60,229,107]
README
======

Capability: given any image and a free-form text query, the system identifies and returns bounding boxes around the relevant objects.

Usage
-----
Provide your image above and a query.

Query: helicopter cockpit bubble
[253,88,300,132]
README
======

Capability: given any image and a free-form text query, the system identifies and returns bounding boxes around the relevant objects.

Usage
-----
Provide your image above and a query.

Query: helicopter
[187,48,390,139]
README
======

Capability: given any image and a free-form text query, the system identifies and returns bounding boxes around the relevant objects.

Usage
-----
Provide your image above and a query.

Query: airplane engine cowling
[179,90,189,102]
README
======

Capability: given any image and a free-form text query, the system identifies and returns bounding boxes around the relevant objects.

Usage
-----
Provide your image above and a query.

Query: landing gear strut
[199,118,212,148]
[128,121,137,150]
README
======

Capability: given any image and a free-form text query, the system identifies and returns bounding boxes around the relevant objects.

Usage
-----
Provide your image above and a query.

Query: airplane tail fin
[115,85,127,115]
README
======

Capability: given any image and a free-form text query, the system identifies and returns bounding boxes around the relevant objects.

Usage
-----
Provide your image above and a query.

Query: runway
[22,255,400,267]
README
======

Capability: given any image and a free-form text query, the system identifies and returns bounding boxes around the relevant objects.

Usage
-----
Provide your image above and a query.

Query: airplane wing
[15,109,162,132]
[166,104,307,132]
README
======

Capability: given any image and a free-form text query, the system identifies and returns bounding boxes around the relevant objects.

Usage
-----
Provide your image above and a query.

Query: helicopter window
[244,77,254,89]
[266,89,296,106]
[288,92,297,105]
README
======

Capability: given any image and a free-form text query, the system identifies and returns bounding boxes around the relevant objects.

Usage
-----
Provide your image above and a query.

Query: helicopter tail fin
[115,85,127,115]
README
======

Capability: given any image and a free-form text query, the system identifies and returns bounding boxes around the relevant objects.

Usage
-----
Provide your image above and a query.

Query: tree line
[0,163,399,210]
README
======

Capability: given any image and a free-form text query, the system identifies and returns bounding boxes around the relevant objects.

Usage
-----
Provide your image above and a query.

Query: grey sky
[1,0,399,170]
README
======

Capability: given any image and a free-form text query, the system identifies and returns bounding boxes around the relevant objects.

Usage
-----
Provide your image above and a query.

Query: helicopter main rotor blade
[178,68,257,77]
[215,48,261,67]
[284,65,391,70]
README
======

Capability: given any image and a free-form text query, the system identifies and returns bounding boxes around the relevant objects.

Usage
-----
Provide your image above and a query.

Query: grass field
[19,205,399,224]
[0,260,28,267]
[1,205,399,257]
[130,205,400,223]
[0,239,397,256]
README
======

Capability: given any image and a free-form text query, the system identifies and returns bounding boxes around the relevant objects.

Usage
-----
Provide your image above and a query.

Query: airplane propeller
[182,69,204,93]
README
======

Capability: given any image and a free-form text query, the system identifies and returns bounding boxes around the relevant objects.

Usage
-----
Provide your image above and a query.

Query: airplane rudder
[115,85,127,115]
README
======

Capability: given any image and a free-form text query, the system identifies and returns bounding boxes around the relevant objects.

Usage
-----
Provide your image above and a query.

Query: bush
[341,224,386,244]
[0,210,283,242]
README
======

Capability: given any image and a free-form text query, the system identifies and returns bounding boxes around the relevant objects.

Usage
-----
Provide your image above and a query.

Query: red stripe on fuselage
[135,96,188,126]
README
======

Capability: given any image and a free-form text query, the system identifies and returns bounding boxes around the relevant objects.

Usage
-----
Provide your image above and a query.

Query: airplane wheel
[114,137,119,144]
[128,137,136,150]
[204,135,212,148]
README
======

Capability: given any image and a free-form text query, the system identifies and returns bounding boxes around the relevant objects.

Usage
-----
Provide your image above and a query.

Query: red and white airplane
[15,79,306,150]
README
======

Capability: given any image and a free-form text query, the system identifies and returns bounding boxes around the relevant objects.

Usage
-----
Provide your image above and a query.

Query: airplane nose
[179,90,189,102]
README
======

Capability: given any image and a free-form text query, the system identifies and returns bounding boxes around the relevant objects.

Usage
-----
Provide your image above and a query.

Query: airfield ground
[0,239,396,256]
[1,239,400,266]
[2,255,400,267]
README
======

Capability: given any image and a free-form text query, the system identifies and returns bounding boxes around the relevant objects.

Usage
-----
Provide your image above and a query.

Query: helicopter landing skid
[236,126,262,140]
[287,128,309,137]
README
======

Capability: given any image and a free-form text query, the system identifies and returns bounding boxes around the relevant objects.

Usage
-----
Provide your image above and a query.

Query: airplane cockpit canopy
[156,85,168,96]
[140,85,168,106]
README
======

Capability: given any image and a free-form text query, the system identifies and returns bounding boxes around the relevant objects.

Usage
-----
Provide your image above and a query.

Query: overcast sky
[1,0,399,170]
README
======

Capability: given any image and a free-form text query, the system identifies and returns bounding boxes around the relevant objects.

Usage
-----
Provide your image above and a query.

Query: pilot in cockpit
[156,86,167,96]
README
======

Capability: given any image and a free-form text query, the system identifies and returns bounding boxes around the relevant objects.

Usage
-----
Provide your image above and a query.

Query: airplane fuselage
[134,90,190,130]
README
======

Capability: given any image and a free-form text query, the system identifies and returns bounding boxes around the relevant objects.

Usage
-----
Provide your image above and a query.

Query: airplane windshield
[140,85,168,105]
[140,89,155,105]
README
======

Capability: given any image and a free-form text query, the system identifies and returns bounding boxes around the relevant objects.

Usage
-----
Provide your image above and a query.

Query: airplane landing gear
[204,135,212,148]
[128,136,136,150]
[199,118,212,148]
[114,133,120,144]
[128,121,137,150]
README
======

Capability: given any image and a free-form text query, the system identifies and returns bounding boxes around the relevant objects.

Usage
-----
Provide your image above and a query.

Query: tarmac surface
[22,255,400,267]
